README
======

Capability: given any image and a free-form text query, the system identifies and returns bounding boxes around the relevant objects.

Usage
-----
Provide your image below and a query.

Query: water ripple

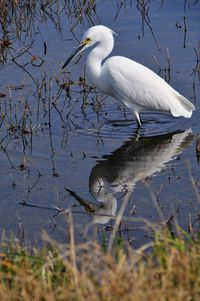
[75,103,191,139]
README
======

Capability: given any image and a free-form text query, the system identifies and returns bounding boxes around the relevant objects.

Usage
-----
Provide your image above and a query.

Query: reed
[0,228,200,301]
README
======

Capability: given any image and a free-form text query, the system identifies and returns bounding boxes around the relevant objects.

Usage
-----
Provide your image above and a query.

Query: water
[0,0,200,247]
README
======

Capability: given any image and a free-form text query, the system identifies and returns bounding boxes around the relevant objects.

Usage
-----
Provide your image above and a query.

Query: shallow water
[0,0,200,247]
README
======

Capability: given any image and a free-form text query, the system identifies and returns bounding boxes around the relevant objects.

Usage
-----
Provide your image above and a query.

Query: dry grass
[0,230,200,301]
[0,0,96,36]
[0,0,96,65]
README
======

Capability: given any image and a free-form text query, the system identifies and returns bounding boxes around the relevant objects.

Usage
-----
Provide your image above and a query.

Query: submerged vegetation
[1,229,200,300]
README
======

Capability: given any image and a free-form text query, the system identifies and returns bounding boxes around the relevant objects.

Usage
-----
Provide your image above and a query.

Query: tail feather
[177,94,195,112]
[171,93,195,118]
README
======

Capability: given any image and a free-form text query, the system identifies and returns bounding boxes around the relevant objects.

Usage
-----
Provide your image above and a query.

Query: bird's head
[62,25,116,69]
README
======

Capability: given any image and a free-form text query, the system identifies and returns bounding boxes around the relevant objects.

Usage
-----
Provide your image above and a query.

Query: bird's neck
[86,38,114,91]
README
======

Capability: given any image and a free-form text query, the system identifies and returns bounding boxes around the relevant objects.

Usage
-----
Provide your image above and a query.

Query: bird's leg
[132,124,141,142]
[134,111,142,127]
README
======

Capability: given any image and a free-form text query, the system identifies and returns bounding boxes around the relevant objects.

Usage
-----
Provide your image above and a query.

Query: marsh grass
[0,0,96,37]
[0,0,97,67]
[0,229,200,301]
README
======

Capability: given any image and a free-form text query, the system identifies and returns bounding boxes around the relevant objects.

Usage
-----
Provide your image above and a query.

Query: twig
[186,160,200,204]
[108,190,131,254]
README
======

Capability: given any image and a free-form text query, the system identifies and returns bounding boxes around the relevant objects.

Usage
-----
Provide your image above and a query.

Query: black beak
[62,43,85,70]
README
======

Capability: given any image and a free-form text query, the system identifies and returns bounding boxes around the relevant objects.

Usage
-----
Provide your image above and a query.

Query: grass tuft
[0,230,200,300]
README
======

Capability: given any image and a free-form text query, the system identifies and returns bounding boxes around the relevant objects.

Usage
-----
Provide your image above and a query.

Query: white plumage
[62,25,195,126]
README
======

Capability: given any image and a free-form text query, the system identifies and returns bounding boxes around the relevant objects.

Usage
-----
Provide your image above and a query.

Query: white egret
[62,25,195,126]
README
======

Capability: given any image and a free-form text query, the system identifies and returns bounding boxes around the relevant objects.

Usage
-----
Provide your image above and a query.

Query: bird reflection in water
[68,129,193,225]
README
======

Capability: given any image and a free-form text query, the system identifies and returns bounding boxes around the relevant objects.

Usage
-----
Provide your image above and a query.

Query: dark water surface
[0,1,200,247]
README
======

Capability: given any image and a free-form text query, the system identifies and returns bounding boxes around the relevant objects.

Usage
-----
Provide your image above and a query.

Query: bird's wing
[102,56,193,117]
[103,56,173,110]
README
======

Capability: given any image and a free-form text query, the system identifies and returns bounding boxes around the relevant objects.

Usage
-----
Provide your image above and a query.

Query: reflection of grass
[1,229,200,300]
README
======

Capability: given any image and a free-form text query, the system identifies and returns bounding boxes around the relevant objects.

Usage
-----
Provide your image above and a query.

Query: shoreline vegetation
[1,1,200,300]
[1,228,200,300]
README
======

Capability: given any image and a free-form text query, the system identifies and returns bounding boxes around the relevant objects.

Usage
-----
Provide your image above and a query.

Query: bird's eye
[85,37,91,42]
[81,37,91,46]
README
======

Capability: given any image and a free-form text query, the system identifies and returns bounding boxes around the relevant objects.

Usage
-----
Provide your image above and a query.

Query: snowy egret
[62,25,195,126]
